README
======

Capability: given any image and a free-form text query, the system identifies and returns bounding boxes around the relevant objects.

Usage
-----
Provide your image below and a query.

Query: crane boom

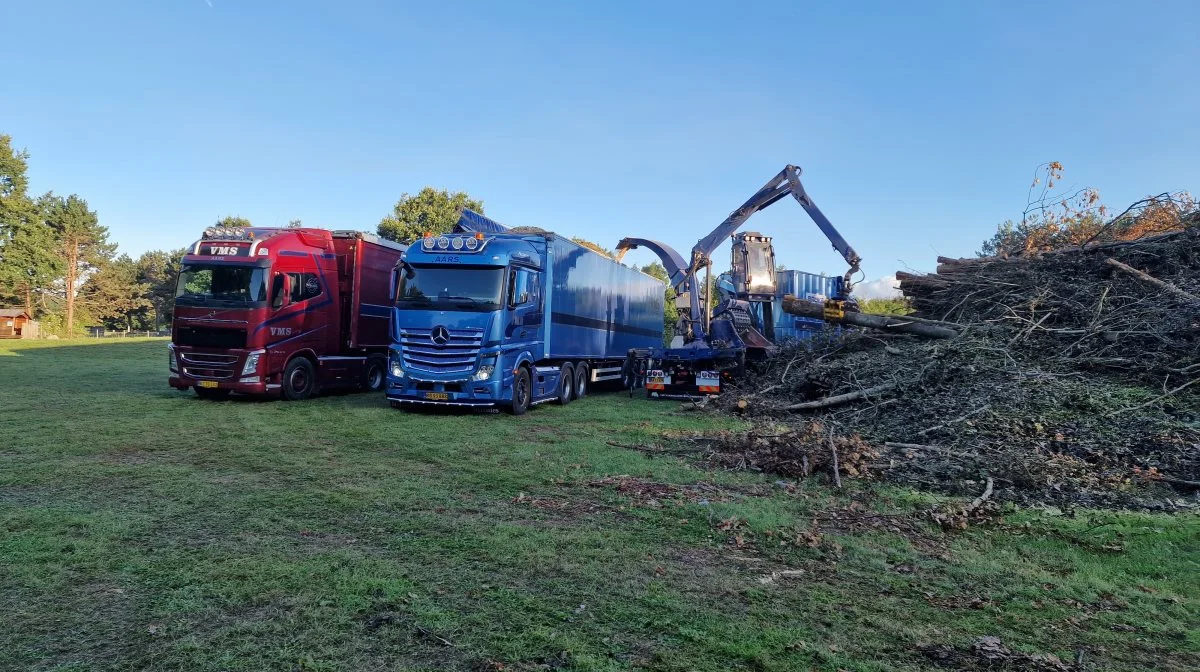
[615,163,861,343]
[692,164,861,285]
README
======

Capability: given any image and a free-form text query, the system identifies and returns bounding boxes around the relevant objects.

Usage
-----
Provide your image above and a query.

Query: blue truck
[385,210,665,414]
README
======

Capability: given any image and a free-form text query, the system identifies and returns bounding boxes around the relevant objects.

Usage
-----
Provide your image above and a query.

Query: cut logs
[781,296,960,339]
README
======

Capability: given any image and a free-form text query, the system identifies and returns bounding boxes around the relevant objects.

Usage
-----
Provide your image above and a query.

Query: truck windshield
[175,264,268,306]
[395,265,504,312]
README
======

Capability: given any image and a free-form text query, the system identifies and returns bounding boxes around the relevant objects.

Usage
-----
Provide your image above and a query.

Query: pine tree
[43,193,114,335]
[0,135,61,315]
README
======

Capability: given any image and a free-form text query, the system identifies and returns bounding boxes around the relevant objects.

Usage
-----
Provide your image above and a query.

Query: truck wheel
[574,363,589,399]
[362,354,387,392]
[194,387,230,401]
[283,357,317,401]
[507,367,531,415]
[556,363,574,405]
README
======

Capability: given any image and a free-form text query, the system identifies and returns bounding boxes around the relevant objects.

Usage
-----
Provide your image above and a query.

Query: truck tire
[283,357,318,401]
[556,363,574,405]
[362,354,387,392]
[506,366,531,416]
[194,386,230,401]
[574,363,589,399]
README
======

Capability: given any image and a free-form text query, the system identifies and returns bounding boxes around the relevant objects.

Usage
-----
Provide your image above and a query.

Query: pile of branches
[705,205,1200,509]
[898,212,1200,384]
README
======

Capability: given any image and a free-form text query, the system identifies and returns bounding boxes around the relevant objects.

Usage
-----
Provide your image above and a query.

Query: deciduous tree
[979,162,1195,257]
[216,215,252,228]
[136,248,184,329]
[641,262,678,345]
[377,187,483,243]
[79,254,151,331]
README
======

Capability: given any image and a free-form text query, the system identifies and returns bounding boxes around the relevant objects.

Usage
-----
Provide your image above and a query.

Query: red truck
[168,225,405,400]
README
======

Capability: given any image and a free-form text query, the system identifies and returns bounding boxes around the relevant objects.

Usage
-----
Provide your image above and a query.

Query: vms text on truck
[169,226,405,400]
[386,210,664,414]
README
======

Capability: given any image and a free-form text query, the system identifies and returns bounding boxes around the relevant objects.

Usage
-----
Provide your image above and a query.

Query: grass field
[1,339,1197,671]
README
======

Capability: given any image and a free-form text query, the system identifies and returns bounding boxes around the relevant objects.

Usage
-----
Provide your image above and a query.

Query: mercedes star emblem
[430,326,451,346]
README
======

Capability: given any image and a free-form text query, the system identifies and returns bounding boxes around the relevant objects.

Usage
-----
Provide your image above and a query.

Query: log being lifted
[782,296,959,339]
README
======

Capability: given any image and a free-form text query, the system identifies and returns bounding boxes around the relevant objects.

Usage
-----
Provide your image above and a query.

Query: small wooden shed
[0,309,38,339]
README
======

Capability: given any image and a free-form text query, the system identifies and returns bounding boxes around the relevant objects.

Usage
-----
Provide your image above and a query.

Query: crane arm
[690,164,862,285]
[782,167,862,283]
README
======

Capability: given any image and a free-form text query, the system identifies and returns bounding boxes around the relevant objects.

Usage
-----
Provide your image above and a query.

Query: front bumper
[169,372,279,396]
[169,345,276,396]
[385,374,505,407]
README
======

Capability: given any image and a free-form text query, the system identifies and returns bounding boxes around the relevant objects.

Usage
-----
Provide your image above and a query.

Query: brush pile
[705,205,1200,509]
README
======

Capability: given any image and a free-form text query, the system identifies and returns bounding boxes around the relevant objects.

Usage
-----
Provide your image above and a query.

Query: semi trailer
[385,210,664,414]
[169,225,405,400]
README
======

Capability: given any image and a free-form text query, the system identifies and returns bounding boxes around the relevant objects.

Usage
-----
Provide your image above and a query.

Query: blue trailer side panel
[548,236,663,359]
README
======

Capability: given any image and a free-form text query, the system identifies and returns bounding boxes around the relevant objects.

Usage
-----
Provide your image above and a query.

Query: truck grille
[176,326,246,349]
[399,327,483,374]
[179,352,239,379]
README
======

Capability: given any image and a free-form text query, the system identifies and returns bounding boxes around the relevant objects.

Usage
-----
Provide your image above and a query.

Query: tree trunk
[782,296,960,339]
[24,286,33,318]
[64,246,77,336]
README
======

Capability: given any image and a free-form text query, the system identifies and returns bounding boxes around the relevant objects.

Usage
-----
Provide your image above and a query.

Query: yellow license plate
[424,392,449,401]
[197,380,219,389]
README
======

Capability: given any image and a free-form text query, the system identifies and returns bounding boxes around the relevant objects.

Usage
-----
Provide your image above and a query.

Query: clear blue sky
[2,1,1197,284]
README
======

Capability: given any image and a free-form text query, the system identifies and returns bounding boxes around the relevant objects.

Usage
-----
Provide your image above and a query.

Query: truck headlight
[168,345,178,372]
[389,350,405,378]
[240,349,264,376]
[473,358,497,381]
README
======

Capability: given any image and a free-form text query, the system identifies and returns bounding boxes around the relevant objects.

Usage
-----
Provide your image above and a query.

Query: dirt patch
[810,501,953,556]
[920,635,1076,670]
[509,492,607,518]
[587,475,745,508]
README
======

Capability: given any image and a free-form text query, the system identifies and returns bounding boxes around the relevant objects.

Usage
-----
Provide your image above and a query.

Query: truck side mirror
[271,273,292,310]
[388,268,398,301]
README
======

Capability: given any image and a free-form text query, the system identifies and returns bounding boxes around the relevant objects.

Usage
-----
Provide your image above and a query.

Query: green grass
[1,338,1196,671]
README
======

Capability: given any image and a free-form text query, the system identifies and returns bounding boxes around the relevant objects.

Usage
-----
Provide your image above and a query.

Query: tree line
[0,134,265,335]
[2,134,698,340]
